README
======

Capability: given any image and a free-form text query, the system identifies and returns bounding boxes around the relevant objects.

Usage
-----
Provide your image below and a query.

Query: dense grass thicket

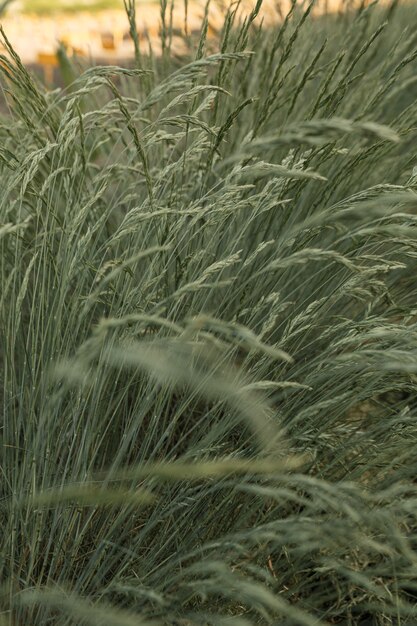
[2,0,417,623]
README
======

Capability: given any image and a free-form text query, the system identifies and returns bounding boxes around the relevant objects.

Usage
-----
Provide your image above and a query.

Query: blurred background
[0,0,347,82]
[0,0,368,86]
[0,0,271,76]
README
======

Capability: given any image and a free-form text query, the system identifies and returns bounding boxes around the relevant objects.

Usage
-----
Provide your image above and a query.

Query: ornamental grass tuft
[1,1,417,624]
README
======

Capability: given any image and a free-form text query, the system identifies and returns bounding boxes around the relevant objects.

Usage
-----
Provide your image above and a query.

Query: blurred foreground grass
[2,0,417,624]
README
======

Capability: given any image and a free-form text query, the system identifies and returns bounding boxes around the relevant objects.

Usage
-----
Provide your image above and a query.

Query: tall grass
[1,0,417,624]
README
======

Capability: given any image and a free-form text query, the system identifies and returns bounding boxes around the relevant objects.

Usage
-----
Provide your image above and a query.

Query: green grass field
[2,0,417,624]
[19,0,123,14]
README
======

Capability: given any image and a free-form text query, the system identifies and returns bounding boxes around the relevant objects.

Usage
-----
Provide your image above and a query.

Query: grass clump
[1,0,417,624]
